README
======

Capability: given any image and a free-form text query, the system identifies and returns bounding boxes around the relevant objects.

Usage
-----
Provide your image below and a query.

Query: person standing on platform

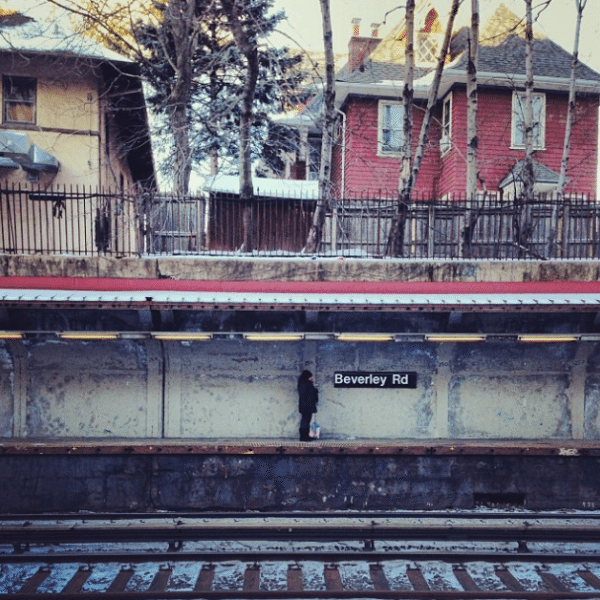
[297,370,318,441]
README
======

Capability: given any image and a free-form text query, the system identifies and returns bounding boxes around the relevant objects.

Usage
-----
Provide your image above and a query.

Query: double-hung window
[511,91,545,149]
[379,100,404,155]
[440,94,452,155]
[3,76,36,125]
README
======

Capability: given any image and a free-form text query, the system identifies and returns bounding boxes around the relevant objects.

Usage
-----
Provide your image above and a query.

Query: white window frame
[511,91,545,150]
[440,93,452,155]
[378,100,404,156]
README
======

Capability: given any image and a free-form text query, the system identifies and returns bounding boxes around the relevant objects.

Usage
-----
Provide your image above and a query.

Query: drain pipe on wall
[336,108,347,198]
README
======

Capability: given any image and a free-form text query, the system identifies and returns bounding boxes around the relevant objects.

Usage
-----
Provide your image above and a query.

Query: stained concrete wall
[2,453,599,512]
[1,336,599,441]
[2,254,600,283]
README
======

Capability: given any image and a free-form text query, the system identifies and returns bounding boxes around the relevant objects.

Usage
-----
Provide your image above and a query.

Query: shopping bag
[309,422,320,439]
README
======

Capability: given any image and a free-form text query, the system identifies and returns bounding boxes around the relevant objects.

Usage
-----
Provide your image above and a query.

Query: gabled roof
[499,160,564,189]
[335,2,600,106]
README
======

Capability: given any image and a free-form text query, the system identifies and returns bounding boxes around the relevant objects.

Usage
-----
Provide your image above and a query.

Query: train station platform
[1,438,598,455]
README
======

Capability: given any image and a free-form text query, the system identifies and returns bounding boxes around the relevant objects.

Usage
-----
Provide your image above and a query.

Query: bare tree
[163,0,203,196]
[466,0,479,199]
[221,0,258,204]
[557,0,588,196]
[514,0,536,258]
[306,0,335,254]
[388,0,462,256]
[387,0,415,257]
[521,0,536,204]
[461,0,480,257]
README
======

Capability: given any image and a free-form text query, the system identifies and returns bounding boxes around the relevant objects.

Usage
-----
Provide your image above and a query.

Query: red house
[290,2,600,200]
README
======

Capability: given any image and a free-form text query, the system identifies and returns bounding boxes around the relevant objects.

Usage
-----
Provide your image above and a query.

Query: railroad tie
[195,564,216,591]
[577,569,600,590]
[148,564,172,592]
[287,564,304,591]
[18,566,50,594]
[406,566,430,591]
[494,565,526,591]
[452,564,481,592]
[369,563,391,591]
[538,569,570,592]
[324,563,344,591]
[107,565,135,592]
[62,565,93,594]
[243,563,260,591]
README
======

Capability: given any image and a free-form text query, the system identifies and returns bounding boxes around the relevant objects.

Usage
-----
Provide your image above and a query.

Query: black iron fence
[1,184,599,260]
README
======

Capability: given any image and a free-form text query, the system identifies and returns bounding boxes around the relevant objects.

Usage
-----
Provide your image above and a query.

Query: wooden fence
[0,185,598,260]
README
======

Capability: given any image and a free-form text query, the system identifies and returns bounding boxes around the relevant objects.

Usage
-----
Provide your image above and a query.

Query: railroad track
[2,511,600,598]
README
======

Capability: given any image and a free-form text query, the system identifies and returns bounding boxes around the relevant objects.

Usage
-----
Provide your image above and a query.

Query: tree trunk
[466,0,479,200]
[462,0,479,258]
[522,0,535,202]
[222,0,259,251]
[557,0,586,196]
[409,0,460,189]
[387,0,415,257]
[306,0,335,254]
[516,0,535,258]
[165,0,200,196]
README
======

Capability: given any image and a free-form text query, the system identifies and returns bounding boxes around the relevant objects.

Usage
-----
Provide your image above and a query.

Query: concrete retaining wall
[1,453,598,512]
[2,336,600,440]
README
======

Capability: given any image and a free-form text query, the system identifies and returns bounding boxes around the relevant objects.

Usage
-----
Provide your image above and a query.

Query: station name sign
[334,371,417,389]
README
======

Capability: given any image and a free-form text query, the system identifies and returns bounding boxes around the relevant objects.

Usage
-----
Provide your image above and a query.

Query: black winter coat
[298,379,318,414]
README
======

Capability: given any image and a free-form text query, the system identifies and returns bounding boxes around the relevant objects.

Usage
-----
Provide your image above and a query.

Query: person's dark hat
[299,370,313,381]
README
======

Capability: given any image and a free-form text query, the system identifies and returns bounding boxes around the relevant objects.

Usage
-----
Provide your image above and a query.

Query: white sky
[272,0,600,72]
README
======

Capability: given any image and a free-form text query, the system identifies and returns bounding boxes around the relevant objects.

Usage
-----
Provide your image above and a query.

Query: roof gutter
[335,70,600,108]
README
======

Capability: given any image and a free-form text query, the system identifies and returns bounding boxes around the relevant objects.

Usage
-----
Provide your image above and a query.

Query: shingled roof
[336,2,600,91]
[337,61,432,86]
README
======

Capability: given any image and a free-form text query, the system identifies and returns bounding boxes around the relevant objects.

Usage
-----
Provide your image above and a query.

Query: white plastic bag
[309,422,320,439]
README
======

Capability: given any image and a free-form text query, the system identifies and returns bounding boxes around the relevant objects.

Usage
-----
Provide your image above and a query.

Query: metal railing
[1,184,598,260]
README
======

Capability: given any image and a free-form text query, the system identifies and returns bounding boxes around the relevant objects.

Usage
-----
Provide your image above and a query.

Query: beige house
[0,10,155,190]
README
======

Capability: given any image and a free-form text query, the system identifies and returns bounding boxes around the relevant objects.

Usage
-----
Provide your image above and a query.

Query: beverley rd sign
[334,371,417,389]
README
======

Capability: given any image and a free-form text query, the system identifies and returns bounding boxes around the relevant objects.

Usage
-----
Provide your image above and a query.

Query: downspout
[335,108,346,198]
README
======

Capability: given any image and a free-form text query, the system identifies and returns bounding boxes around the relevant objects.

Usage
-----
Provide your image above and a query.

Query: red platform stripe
[0,276,599,295]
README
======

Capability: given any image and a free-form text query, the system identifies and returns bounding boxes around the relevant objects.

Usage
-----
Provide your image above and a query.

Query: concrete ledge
[1,439,598,456]
[2,254,600,283]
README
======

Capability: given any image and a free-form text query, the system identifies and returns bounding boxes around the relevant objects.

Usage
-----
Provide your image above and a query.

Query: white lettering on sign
[333,371,417,389]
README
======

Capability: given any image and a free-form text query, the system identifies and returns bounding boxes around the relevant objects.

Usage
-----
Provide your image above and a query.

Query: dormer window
[3,76,36,125]
[417,9,442,65]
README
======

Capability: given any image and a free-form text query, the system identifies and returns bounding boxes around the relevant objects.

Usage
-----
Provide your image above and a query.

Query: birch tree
[522,0,535,204]
[461,0,480,257]
[306,0,335,254]
[387,0,415,257]
[466,0,479,199]
[557,0,587,196]
[513,0,536,258]
[387,0,462,256]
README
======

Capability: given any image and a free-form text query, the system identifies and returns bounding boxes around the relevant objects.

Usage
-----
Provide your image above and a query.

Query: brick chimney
[348,19,381,72]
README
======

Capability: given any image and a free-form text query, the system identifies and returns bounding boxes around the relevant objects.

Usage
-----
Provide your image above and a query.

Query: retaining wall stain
[2,454,600,513]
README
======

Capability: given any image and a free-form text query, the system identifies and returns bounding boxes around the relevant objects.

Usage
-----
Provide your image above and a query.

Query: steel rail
[3,523,600,545]
[3,510,600,521]
[3,549,600,564]
[3,590,600,599]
